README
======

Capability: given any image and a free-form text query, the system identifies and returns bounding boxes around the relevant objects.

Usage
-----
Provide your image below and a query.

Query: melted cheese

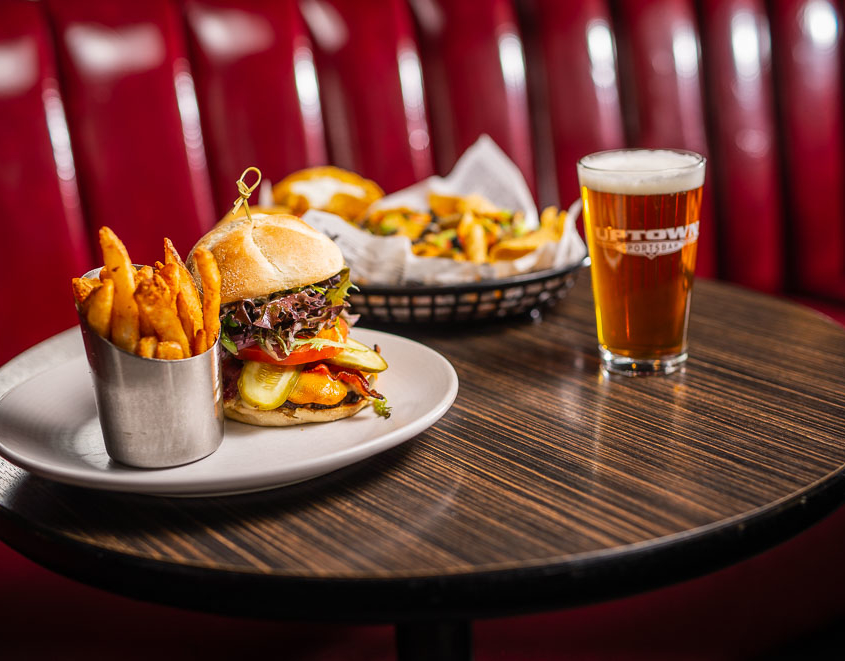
[287,371,347,406]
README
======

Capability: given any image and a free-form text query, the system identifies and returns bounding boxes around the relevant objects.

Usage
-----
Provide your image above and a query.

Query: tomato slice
[237,319,348,366]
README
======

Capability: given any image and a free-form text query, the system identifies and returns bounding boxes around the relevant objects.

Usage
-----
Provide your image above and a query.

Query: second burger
[189,213,389,426]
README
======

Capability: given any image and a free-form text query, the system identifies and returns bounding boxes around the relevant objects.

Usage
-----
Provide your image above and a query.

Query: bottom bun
[224,397,370,427]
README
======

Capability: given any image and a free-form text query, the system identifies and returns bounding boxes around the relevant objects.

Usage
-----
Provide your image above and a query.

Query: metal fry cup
[77,267,223,468]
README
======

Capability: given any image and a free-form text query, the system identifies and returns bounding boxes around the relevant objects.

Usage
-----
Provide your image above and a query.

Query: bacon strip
[303,363,332,376]
[303,362,384,399]
[333,370,383,399]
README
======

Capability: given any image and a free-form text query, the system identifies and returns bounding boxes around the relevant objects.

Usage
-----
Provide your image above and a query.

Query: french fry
[536,207,564,238]
[135,265,154,285]
[489,209,564,262]
[136,335,158,359]
[456,211,474,242]
[99,227,140,353]
[138,308,156,338]
[154,340,183,361]
[72,277,101,306]
[489,232,550,261]
[134,268,157,337]
[193,247,221,345]
[163,237,187,271]
[134,274,192,358]
[429,192,461,218]
[459,193,500,216]
[85,278,114,338]
[157,261,196,341]
[175,295,198,342]
[157,261,179,288]
[553,210,567,238]
[164,238,204,339]
[193,328,208,355]
[457,212,488,263]
[539,205,559,232]
[157,263,181,308]
[465,222,488,264]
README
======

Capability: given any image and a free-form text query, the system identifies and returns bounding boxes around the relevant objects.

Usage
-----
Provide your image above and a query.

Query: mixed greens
[219,269,356,360]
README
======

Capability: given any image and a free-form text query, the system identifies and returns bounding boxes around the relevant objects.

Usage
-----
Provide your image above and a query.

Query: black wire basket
[349,257,589,325]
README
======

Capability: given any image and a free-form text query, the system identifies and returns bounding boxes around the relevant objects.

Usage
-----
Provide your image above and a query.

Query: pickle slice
[238,361,303,410]
[325,338,388,373]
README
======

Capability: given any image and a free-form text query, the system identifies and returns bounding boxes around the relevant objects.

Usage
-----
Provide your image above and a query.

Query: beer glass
[577,149,706,376]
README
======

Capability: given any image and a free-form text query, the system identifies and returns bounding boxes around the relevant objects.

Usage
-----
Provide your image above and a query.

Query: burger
[272,166,384,221]
[189,213,388,426]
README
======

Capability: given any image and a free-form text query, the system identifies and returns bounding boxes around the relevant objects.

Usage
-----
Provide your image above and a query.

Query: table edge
[2,282,845,621]
[1,459,843,622]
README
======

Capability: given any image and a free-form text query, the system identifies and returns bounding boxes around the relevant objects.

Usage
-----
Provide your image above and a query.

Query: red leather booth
[2,0,845,657]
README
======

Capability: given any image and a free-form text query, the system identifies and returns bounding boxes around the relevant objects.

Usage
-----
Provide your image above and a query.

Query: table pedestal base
[395,619,472,660]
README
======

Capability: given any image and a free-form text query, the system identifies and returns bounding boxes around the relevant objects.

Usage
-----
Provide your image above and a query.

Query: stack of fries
[72,227,221,360]
[359,192,568,264]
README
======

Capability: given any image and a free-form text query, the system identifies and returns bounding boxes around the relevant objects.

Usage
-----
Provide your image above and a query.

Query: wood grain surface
[1,273,844,622]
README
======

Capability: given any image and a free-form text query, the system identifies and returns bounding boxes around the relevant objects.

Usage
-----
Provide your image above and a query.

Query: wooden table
[2,274,845,660]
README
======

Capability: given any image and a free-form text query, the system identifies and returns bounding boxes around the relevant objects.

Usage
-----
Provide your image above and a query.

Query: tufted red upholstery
[45,0,216,266]
[0,0,92,366]
[311,0,435,192]
[701,0,783,292]
[2,0,845,657]
[520,1,625,209]
[771,0,845,301]
[184,0,328,217]
[417,0,536,193]
[5,0,845,344]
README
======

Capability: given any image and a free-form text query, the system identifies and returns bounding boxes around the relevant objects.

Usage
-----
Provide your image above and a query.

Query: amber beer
[577,149,705,375]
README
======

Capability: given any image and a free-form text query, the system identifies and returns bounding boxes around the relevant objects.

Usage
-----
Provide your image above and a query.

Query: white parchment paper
[301,135,587,285]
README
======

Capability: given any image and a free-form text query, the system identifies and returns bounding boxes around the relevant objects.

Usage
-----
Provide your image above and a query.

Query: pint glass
[577,149,706,376]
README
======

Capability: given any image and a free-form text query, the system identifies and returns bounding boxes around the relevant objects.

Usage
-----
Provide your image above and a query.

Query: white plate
[0,328,458,496]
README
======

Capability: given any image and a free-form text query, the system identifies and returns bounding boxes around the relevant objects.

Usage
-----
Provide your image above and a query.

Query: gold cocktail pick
[231,167,262,221]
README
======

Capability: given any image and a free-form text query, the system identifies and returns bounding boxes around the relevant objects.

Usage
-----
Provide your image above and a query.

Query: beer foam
[578,150,705,194]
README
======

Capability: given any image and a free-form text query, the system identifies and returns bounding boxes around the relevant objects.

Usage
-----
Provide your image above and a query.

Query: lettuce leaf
[372,397,392,418]
[219,271,358,359]
[326,268,357,307]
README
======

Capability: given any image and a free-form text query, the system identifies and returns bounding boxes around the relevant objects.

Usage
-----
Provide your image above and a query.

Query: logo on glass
[594,221,699,259]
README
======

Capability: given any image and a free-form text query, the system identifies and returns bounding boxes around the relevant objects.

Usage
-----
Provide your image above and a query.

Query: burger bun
[189,213,344,304]
[224,396,370,426]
